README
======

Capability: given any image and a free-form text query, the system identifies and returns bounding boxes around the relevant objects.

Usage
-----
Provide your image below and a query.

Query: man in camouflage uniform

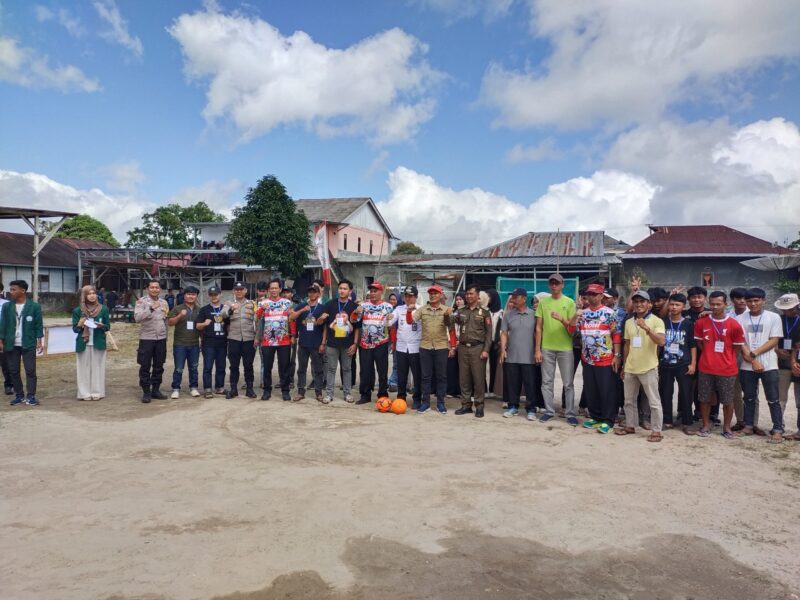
[454,284,493,418]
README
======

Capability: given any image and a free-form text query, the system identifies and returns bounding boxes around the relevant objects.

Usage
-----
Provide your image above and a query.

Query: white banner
[314,223,329,270]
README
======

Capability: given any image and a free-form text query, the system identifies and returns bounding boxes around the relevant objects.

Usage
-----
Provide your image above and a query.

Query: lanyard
[711,317,727,341]
[307,302,319,319]
[337,299,348,314]
[748,313,763,346]
[785,316,799,337]
[668,317,684,338]
[210,303,222,316]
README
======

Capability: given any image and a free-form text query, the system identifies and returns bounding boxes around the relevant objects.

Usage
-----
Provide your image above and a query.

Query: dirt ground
[1,321,799,600]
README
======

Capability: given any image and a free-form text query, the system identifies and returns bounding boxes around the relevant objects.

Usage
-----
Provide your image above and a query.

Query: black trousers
[1,349,11,388]
[420,348,448,408]
[504,362,537,411]
[137,339,167,390]
[396,349,421,407]
[583,363,618,426]
[261,345,291,394]
[446,354,461,396]
[359,343,389,400]
[228,340,256,390]
[288,340,297,384]
[659,364,694,426]
[5,347,36,396]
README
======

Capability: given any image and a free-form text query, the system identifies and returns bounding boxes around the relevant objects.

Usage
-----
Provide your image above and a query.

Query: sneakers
[4,385,13,396]
[539,414,555,423]
[503,407,518,418]
[567,416,579,427]
[320,395,332,404]
[417,405,430,414]
[455,407,473,415]
[355,397,371,405]
[582,418,599,429]
[214,388,225,396]
[25,395,39,406]
[225,389,239,399]
[526,411,537,421]
[190,388,200,397]
[344,394,355,403]
[10,394,24,406]
[597,423,612,434]
[437,405,447,414]
[204,389,214,399]
[171,390,180,399]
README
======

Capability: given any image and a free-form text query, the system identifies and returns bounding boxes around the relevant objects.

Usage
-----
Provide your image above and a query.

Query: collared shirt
[623,313,665,374]
[388,304,422,353]
[576,305,622,367]
[134,296,169,341]
[454,305,493,352]
[225,299,257,342]
[500,307,536,364]
[412,303,454,350]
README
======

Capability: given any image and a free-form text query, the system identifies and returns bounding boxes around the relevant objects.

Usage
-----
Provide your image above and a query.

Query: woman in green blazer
[72,286,110,400]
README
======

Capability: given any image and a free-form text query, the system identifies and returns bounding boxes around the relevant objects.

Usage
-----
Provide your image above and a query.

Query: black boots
[141,387,151,403]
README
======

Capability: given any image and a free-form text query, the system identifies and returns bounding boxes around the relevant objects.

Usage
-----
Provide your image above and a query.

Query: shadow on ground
[211,531,791,600]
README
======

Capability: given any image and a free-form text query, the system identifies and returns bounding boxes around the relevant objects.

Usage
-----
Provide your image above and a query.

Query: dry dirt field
[2,321,799,600]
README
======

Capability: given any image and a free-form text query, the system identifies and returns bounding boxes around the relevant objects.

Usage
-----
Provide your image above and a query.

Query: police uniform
[454,304,493,412]
[225,284,257,398]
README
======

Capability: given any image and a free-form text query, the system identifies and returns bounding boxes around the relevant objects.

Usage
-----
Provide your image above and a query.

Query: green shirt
[168,303,201,346]
[72,306,110,352]
[535,295,577,352]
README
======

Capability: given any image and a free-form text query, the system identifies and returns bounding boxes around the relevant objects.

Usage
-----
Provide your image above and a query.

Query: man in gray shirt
[500,288,538,419]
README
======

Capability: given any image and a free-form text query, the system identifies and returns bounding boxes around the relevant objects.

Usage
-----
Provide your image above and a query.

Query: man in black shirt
[659,293,697,434]
[319,279,360,404]
[196,286,229,398]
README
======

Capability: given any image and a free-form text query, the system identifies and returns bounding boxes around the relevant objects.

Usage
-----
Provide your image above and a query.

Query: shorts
[697,372,737,405]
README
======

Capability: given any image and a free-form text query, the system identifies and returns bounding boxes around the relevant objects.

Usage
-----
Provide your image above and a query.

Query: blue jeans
[202,344,227,390]
[172,345,199,390]
[740,369,783,433]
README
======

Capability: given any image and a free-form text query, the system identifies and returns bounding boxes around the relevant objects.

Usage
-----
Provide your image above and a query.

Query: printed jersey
[357,301,394,349]
[694,315,745,376]
[660,317,695,367]
[257,298,294,347]
[576,305,622,367]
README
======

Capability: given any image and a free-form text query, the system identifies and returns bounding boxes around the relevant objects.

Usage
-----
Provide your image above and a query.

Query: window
[369,240,374,255]
[343,233,348,250]
[357,237,362,253]
[38,274,50,293]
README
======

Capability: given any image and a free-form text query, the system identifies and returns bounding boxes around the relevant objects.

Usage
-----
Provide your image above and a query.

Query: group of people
[2,274,800,444]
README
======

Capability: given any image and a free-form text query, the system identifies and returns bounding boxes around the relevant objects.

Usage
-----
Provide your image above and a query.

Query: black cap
[604,287,619,298]
[510,287,528,297]
[183,285,199,294]
[233,281,246,290]
[256,281,268,290]
[208,286,221,295]
[402,285,418,296]
[307,283,321,293]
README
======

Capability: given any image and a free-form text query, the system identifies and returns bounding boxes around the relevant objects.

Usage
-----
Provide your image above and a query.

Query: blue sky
[1,0,799,251]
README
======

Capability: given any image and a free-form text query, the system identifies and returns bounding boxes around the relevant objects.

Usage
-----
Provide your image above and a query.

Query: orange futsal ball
[391,398,407,414]
[376,397,392,412]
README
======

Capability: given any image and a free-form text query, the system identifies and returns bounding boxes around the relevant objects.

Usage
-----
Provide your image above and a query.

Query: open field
[2,321,799,599]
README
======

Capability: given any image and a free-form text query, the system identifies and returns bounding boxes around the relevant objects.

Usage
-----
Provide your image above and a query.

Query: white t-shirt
[15,303,24,347]
[735,309,782,371]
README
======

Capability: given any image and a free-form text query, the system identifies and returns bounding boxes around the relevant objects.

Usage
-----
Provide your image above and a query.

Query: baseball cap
[207,286,221,295]
[403,285,418,296]
[368,282,385,292]
[603,288,618,298]
[548,273,564,283]
[774,293,800,310]
[281,286,293,293]
[510,287,528,297]
[183,285,199,294]
[585,283,605,295]
[631,290,651,301]
[428,284,444,294]
[307,283,321,293]
[233,281,247,290]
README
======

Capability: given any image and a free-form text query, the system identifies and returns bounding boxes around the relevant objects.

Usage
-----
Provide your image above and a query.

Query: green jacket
[0,299,44,351]
[72,306,110,352]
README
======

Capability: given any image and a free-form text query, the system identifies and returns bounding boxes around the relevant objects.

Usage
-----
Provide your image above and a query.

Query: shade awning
[741,254,800,271]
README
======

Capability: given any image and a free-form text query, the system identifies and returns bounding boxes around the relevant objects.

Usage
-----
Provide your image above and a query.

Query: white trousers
[76,346,106,400]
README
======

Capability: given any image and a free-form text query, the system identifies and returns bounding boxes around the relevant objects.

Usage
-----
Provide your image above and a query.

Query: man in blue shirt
[291,283,326,402]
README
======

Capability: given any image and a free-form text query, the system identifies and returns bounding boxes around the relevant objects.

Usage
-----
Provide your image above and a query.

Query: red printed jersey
[694,315,745,376]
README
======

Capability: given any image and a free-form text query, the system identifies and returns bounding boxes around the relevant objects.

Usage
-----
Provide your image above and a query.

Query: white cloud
[168,7,442,145]
[34,5,54,22]
[413,0,514,22]
[480,0,800,130]
[56,8,85,38]
[93,0,143,58]
[0,170,149,241]
[506,137,563,162]
[100,160,145,194]
[166,179,244,220]
[0,35,100,92]
[605,117,800,244]
[377,166,657,252]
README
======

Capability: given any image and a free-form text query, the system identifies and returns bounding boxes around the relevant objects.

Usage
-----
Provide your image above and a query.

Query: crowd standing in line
[3,275,800,444]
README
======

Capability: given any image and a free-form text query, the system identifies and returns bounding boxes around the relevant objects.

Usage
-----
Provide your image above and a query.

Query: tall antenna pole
[555,228,561,274]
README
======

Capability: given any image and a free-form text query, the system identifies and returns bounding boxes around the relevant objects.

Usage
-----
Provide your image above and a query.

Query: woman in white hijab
[72,285,110,400]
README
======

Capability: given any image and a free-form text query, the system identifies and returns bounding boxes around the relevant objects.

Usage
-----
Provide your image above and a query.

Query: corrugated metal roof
[410,256,620,268]
[626,225,788,255]
[294,198,369,223]
[469,231,605,258]
[0,232,115,269]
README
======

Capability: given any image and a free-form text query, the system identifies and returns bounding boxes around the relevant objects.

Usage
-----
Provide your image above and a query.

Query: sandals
[720,431,739,440]
[682,426,695,436]
[646,432,663,443]
[614,427,635,436]
[697,428,711,438]
[767,433,783,444]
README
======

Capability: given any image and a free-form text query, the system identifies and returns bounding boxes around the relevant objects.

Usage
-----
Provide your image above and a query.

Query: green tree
[43,214,120,247]
[789,231,800,250]
[226,175,311,277]
[392,241,424,255]
[125,202,225,248]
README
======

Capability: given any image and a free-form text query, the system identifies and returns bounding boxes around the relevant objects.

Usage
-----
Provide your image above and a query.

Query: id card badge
[669,343,680,354]
[412,322,418,332]
[336,315,346,327]
[632,336,642,348]
[784,339,792,350]
[186,321,194,330]
[306,320,315,332]
[214,322,222,332]
[714,341,725,353]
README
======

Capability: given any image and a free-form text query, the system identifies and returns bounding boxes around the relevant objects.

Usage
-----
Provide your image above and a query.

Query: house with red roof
[619,225,798,297]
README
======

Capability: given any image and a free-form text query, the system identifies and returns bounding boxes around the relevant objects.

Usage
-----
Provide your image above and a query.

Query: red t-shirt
[694,315,745,376]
